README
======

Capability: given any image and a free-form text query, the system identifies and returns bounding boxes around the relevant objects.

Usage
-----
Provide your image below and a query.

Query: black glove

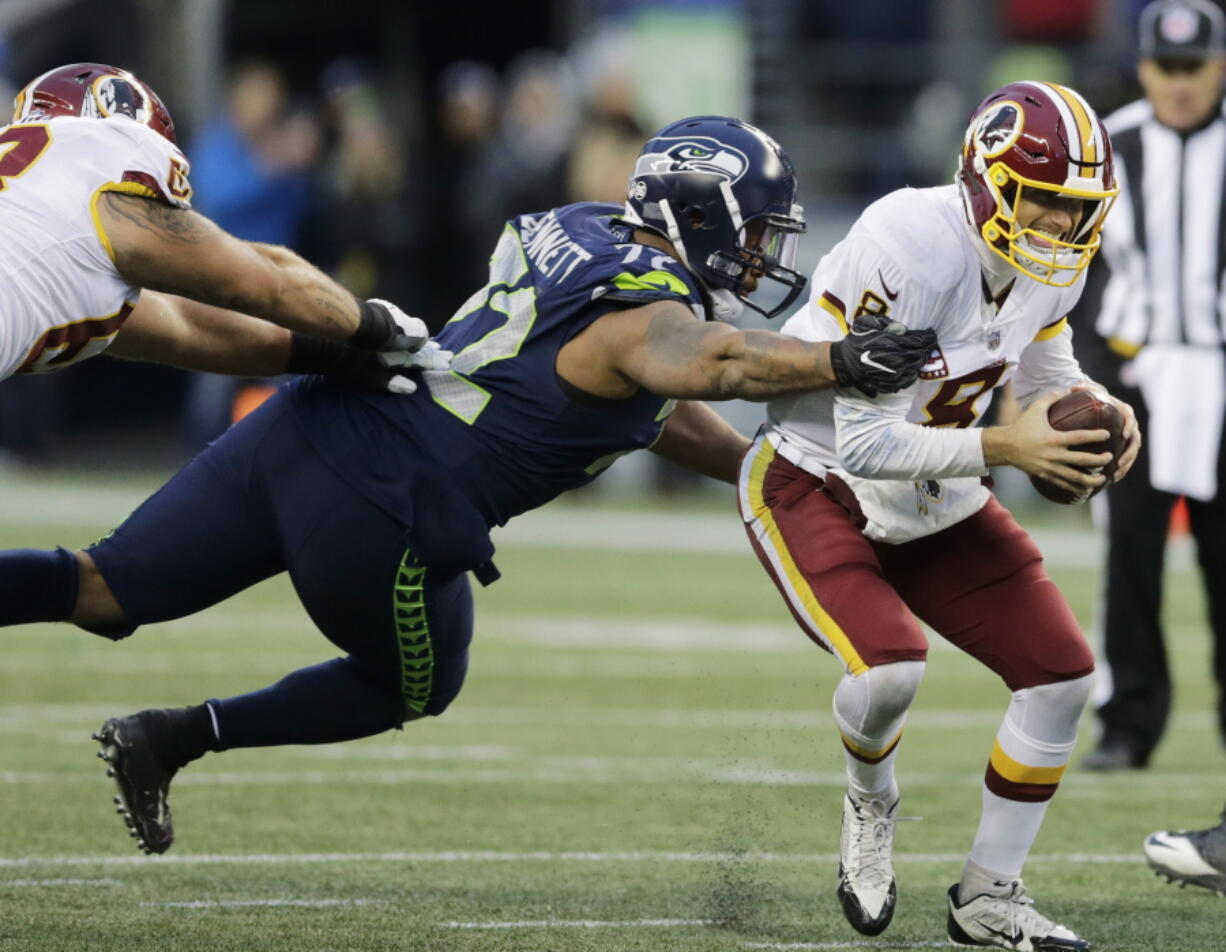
[349,298,430,352]
[829,313,937,398]
[287,334,417,394]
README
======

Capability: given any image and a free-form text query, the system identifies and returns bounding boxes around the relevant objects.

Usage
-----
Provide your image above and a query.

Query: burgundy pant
[738,436,1094,691]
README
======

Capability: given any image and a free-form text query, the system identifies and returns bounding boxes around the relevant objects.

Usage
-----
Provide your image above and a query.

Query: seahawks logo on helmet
[971,102,1022,159]
[633,136,750,183]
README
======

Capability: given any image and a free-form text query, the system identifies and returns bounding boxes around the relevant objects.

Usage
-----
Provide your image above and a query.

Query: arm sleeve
[1012,319,1099,409]
[821,232,987,479]
[835,386,988,479]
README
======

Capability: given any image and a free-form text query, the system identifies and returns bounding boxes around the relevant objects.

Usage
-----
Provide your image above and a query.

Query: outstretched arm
[110,290,438,394]
[98,193,424,351]
[108,291,291,375]
[563,301,934,402]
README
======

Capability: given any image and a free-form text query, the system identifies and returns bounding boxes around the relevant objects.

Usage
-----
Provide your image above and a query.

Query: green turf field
[0,479,1223,951]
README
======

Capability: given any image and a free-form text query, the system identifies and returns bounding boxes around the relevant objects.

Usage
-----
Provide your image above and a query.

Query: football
[1028,389,1125,505]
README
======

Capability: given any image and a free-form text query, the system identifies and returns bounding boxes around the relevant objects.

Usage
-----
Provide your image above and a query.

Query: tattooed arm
[97,193,361,340]
[556,300,838,401]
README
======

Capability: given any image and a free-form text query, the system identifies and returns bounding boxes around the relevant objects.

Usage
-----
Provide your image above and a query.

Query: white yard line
[2,702,1216,735]
[0,849,1144,869]
[0,480,1189,570]
[2,877,123,887]
[742,943,949,950]
[2,762,1222,792]
[443,918,713,929]
[149,898,380,909]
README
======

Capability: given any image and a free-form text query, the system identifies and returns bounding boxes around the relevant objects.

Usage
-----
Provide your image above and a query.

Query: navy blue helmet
[620,116,807,320]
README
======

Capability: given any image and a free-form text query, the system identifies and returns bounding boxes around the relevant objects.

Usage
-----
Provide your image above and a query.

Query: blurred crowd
[0,25,653,461]
[177,29,655,446]
[0,0,1210,471]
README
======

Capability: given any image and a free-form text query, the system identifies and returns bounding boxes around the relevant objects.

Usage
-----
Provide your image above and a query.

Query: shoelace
[846,800,918,890]
[988,880,1062,939]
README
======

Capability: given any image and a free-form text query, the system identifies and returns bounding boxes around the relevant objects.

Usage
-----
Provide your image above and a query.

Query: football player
[738,83,1140,949]
[1,63,440,392]
[0,117,935,856]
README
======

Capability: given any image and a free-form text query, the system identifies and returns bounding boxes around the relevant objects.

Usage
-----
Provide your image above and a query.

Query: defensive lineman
[739,83,1139,949]
[0,117,936,855]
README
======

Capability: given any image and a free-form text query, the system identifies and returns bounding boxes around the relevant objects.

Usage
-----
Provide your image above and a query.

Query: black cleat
[92,714,177,855]
[1143,805,1226,896]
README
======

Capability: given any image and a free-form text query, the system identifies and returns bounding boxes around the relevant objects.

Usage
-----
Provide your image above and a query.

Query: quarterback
[739,82,1139,950]
[0,117,935,856]
[0,63,437,392]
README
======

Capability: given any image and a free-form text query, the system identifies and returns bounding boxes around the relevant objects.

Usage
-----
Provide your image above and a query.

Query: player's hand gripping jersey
[0,115,191,378]
[766,186,1093,542]
[288,202,704,572]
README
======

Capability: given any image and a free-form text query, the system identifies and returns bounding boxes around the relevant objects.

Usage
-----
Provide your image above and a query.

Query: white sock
[832,661,924,798]
[962,675,1092,897]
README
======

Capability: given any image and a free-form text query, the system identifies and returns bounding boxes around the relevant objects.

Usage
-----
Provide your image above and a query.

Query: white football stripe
[3,878,124,887]
[0,478,1192,569]
[150,898,379,909]
[0,850,1141,869]
[742,943,949,950]
[2,703,1216,734]
[443,918,713,929]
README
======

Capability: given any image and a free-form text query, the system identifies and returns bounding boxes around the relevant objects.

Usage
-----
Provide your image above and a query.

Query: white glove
[375,340,452,394]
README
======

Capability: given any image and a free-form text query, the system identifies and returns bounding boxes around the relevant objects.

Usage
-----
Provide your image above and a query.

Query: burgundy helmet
[957,80,1117,287]
[12,63,177,144]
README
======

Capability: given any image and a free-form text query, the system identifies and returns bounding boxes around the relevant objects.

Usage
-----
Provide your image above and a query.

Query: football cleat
[836,791,898,935]
[947,880,1090,950]
[1143,808,1226,896]
[92,714,177,855]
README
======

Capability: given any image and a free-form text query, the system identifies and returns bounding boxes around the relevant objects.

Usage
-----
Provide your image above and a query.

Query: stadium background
[0,0,1150,490]
[1,2,1223,951]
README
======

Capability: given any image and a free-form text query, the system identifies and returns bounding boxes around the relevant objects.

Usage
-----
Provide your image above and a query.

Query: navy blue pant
[88,391,474,747]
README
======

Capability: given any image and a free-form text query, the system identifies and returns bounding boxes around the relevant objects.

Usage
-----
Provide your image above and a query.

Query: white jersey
[767,185,1092,543]
[0,115,192,378]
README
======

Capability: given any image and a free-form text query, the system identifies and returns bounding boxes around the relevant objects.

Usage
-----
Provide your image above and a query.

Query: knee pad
[1005,674,1094,748]
[833,660,926,743]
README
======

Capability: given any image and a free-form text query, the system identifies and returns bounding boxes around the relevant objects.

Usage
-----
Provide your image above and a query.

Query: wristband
[286,334,350,374]
[350,300,392,349]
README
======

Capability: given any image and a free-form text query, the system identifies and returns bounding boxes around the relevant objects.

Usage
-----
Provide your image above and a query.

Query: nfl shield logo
[986,330,1001,350]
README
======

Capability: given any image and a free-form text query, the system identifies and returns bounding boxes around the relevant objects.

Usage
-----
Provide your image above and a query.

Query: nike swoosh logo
[878,270,899,301]
[860,351,893,373]
[981,924,1025,946]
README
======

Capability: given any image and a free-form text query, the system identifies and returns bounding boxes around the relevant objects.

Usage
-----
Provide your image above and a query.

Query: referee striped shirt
[1096,97,1226,354]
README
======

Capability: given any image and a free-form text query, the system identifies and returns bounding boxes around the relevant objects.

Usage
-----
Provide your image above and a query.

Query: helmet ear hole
[684,207,706,229]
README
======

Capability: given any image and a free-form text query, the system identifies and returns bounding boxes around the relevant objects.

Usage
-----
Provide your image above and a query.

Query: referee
[1072,0,1226,770]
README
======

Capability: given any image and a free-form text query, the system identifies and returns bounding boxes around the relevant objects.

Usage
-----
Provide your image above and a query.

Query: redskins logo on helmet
[970,102,1023,158]
[958,81,1118,287]
[13,63,177,144]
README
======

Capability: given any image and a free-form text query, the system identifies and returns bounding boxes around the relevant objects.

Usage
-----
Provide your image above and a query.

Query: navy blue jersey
[288,202,705,574]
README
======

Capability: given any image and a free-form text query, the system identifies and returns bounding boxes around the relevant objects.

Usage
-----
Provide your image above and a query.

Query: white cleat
[836,791,898,936]
[1143,810,1226,896]
[947,879,1090,950]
